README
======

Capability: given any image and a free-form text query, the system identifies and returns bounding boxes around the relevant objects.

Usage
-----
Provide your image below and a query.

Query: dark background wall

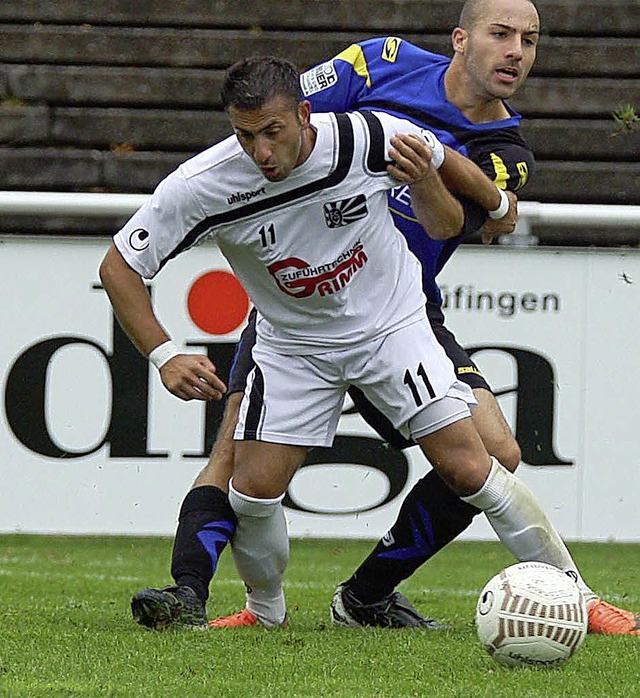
[0,0,638,244]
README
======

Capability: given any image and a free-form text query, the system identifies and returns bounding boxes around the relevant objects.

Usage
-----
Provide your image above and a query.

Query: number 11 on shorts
[403,362,436,406]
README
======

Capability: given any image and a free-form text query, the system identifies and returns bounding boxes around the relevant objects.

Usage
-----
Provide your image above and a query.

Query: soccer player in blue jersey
[306,5,537,628]
[315,0,638,636]
[126,0,640,635]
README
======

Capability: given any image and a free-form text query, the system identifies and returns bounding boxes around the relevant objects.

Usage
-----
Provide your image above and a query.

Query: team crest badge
[323,195,368,228]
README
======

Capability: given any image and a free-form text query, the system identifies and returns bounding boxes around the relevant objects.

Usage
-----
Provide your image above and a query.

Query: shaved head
[446,0,540,118]
[459,0,538,31]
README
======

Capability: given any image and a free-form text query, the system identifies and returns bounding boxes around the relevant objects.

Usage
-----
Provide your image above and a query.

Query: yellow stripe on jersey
[516,161,530,189]
[334,44,372,87]
[388,205,420,224]
[489,152,510,189]
[382,37,402,63]
[489,154,530,191]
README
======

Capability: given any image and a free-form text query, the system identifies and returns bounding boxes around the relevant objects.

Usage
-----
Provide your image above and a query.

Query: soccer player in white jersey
[100,56,605,631]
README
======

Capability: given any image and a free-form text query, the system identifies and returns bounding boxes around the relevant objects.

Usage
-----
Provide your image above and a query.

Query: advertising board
[1,237,638,541]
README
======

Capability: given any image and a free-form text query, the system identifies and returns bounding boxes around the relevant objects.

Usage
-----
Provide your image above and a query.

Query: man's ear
[298,100,312,126]
[451,27,468,55]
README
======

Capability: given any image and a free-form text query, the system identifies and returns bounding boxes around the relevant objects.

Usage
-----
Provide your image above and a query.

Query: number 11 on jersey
[259,223,276,247]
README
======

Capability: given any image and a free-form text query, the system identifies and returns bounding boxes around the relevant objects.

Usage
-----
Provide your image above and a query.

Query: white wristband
[488,188,510,219]
[148,340,180,370]
[420,129,445,169]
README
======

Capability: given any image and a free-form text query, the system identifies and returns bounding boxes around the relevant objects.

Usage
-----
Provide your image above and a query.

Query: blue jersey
[301,37,534,304]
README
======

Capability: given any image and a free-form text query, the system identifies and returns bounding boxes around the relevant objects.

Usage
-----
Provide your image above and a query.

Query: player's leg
[167,393,240,597]
[419,415,640,638]
[332,322,475,626]
[340,386,480,605]
[467,389,630,635]
[130,393,240,630]
[356,344,522,598]
[337,320,585,623]
[471,387,521,472]
[216,439,306,628]
[412,413,594,600]
[131,313,257,630]
[340,387,519,608]
[331,450,478,627]
[427,302,520,468]
[211,344,346,629]
[333,319,516,626]
[340,320,640,635]
[339,389,515,606]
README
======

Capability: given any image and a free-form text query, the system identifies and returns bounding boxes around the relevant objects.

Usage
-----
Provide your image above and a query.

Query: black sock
[170,485,236,603]
[345,469,480,603]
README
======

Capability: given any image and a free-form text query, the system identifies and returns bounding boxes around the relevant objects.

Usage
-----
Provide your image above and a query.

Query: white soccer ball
[475,561,588,668]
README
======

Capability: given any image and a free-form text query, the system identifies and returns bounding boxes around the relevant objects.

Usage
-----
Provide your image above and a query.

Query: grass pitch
[1,535,639,697]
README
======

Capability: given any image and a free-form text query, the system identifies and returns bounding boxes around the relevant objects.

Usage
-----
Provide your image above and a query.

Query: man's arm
[439,146,517,239]
[386,131,515,242]
[387,133,464,239]
[99,244,226,402]
[460,130,535,243]
[380,112,517,240]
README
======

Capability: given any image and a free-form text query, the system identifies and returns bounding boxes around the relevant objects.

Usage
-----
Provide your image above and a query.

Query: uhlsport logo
[381,531,395,547]
[227,187,266,205]
[323,194,368,228]
[128,228,150,251]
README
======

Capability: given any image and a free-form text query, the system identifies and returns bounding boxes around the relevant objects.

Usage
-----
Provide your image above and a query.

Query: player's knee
[442,460,492,497]
[427,445,493,497]
[228,481,285,517]
[231,473,285,501]
[192,454,233,490]
[194,392,243,488]
[492,437,521,473]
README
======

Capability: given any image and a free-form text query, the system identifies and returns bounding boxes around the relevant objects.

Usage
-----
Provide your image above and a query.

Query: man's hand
[480,190,518,244]
[388,132,464,240]
[387,133,437,184]
[159,354,227,401]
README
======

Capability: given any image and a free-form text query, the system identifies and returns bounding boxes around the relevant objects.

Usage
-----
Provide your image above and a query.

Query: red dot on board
[186,270,250,335]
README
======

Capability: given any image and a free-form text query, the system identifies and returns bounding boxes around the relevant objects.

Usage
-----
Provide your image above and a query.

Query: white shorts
[234,319,477,447]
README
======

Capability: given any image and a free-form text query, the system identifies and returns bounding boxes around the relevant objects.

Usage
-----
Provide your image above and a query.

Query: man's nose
[253,136,273,164]
[504,36,524,61]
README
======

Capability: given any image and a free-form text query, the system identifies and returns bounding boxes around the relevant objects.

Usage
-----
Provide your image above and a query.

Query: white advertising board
[1,236,638,541]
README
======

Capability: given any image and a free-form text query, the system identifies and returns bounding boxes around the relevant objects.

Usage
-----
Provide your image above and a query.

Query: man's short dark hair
[221,56,303,112]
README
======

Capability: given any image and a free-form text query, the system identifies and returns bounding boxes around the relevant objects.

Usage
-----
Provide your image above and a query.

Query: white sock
[228,480,289,626]
[462,458,597,603]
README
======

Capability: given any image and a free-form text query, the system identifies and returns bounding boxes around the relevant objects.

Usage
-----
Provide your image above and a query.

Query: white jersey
[115,110,436,354]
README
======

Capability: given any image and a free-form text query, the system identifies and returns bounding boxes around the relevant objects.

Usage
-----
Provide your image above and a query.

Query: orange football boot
[587,599,640,635]
[209,608,259,628]
[209,608,290,629]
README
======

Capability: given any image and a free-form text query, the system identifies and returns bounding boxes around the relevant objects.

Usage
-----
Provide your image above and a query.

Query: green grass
[1,536,639,697]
